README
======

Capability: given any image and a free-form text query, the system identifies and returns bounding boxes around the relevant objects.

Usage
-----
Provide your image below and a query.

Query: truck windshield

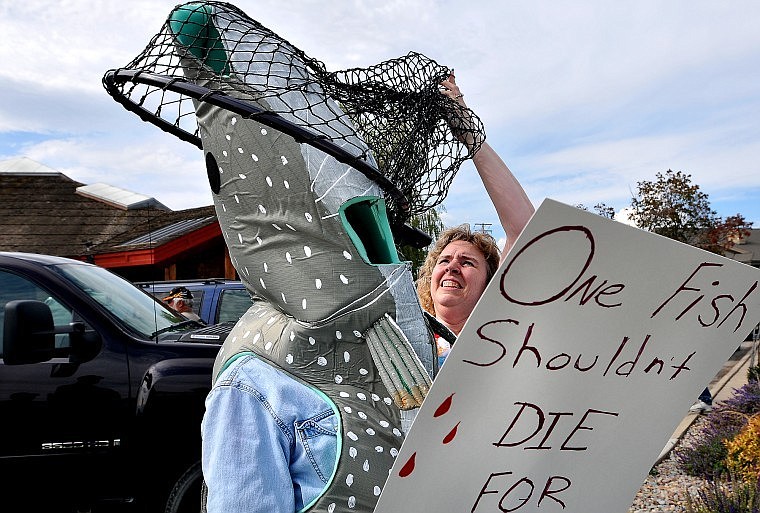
[54,262,186,339]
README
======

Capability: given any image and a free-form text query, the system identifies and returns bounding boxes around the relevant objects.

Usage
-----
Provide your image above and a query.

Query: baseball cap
[162,286,193,301]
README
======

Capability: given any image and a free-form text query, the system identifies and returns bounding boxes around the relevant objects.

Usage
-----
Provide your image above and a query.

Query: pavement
[655,339,758,463]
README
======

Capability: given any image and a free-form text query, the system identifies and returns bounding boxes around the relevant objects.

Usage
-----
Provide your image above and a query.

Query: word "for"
[471,471,571,513]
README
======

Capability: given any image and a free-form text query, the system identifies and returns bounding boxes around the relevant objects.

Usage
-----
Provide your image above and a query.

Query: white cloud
[18,128,209,210]
[614,207,637,227]
[496,237,507,253]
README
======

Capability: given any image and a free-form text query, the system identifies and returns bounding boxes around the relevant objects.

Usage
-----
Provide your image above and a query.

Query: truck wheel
[164,461,203,513]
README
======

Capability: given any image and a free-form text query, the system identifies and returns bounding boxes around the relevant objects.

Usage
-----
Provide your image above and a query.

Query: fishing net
[103,1,485,227]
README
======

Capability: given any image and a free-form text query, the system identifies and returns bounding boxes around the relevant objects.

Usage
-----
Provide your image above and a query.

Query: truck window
[184,288,205,318]
[54,263,185,339]
[216,289,254,323]
[0,270,74,356]
[145,286,205,318]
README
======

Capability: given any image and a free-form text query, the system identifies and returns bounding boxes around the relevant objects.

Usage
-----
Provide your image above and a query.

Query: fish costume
[103,2,484,511]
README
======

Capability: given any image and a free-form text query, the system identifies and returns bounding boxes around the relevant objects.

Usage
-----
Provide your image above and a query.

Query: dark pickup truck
[0,252,229,512]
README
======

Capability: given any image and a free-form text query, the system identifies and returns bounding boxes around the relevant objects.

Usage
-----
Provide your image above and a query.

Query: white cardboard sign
[375,199,760,513]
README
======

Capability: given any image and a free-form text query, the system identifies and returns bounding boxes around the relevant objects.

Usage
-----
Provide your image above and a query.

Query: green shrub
[686,473,760,513]
[675,381,760,480]
[747,365,760,383]
[726,413,760,481]
[673,412,744,479]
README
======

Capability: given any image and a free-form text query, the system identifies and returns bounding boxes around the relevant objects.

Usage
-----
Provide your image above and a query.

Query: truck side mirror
[69,327,102,364]
[3,300,56,365]
[50,326,103,377]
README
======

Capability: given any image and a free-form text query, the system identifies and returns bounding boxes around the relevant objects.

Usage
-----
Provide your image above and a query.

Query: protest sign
[375,199,760,513]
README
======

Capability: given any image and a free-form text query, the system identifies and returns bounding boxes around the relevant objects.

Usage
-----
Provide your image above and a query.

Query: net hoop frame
[103,68,410,215]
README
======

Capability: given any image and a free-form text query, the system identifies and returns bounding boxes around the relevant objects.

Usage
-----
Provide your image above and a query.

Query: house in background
[0,157,235,282]
[2,157,758,281]
[725,228,760,268]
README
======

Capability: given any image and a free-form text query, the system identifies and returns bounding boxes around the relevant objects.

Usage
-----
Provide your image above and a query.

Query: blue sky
[1,1,759,248]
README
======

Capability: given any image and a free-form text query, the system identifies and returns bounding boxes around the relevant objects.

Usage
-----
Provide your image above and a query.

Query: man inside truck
[162,286,203,323]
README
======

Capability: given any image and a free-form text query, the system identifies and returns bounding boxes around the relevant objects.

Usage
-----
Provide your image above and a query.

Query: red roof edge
[93,222,223,268]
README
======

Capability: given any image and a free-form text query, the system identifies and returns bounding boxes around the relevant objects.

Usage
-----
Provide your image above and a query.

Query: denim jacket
[202,354,338,513]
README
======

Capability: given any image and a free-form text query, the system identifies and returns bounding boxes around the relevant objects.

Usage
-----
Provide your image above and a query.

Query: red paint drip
[434,393,455,418]
[399,452,416,478]
[442,422,460,444]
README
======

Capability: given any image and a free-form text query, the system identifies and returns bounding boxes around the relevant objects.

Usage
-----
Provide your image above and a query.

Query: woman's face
[430,240,489,319]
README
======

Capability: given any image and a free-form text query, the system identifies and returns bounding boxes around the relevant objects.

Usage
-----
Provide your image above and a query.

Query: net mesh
[103,1,485,224]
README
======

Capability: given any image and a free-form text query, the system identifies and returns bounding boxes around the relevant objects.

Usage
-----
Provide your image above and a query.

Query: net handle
[103,69,410,215]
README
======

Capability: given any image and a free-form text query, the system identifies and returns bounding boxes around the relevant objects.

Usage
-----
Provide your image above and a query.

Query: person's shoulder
[182,311,203,321]
[216,352,278,384]
[214,353,334,418]
[216,354,316,397]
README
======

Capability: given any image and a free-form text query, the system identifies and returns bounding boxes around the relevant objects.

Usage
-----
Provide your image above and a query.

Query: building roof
[116,215,217,247]
[76,182,169,211]
[725,228,760,267]
[0,156,61,175]
[0,157,218,262]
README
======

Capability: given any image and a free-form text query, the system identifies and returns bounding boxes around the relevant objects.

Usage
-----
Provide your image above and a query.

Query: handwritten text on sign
[374,200,760,513]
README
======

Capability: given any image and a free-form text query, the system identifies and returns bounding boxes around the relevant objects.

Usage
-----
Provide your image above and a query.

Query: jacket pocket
[295,409,338,483]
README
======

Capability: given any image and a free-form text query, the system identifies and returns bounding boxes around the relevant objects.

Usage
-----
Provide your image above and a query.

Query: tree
[575,202,616,219]
[398,206,446,276]
[702,214,753,255]
[629,169,752,254]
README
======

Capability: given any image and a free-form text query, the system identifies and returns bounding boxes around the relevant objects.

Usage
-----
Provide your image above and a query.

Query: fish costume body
[103,2,484,510]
